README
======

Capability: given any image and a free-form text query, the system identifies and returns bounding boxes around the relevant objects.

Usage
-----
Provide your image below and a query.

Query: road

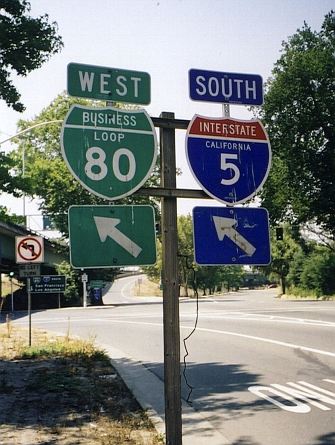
[10,276,335,445]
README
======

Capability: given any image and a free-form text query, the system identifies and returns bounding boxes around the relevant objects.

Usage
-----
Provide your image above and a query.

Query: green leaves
[260,11,335,238]
[0,0,63,111]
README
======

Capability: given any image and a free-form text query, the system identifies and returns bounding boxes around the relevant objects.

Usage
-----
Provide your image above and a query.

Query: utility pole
[160,112,182,445]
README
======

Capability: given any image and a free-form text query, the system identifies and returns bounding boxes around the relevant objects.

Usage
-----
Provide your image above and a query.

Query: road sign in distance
[15,236,44,264]
[189,69,263,105]
[67,62,151,104]
[68,205,157,268]
[61,105,158,200]
[89,280,105,289]
[186,115,271,205]
[19,264,41,278]
[193,206,271,265]
[30,275,66,293]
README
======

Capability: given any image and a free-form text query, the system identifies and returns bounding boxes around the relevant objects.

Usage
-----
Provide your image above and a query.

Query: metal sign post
[27,277,32,346]
[81,272,88,308]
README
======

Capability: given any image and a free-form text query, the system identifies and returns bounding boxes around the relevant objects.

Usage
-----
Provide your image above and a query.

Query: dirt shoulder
[0,321,163,445]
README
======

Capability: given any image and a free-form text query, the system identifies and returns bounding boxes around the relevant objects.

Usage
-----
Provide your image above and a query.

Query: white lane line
[23,318,335,359]
[194,313,335,327]
[126,321,335,358]
[14,309,335,328]
[121,278,137,299]
[224,306,335,313]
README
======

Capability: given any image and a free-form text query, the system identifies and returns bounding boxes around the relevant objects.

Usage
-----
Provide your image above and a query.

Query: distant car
[90,287,103,305]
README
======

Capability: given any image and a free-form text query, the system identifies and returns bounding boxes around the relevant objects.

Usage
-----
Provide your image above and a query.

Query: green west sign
[68,205,157,268]
[67,62,151,104]
[61,105,158,200]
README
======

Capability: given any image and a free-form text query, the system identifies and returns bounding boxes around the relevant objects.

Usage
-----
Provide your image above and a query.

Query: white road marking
[18,317,335,359]
[249,379,335,413]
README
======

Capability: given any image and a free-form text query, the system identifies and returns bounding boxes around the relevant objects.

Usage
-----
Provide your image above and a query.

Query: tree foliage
[0,205,25,225]
[259,11,335,238]
[0,0,63,111]
[262,225,303,294]
[0,151,26,195]
[299,247,335,296]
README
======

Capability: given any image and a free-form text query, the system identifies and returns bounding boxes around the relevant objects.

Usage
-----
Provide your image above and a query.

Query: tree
[0,151,26,195]
[144,237,162,283]
[8,93,160,236]
[259,11,335,238]
[0,0,63,111]
[220,266,244,292]
[56,260,81,306]
[300,247,335,296]
[263,225,303,294]
[0,205,25,225]
[177,215,194,296]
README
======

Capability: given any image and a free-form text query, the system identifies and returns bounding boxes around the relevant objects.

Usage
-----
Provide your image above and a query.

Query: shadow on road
[140,358,271,419]
[313,432,335,445]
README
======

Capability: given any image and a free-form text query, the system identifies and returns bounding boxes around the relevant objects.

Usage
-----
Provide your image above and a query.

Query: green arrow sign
[68,205,157,268]
[61,105,158,200]
[67,62,151,104]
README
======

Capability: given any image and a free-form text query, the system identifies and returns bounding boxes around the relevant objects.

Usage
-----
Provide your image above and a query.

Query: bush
[300,248,335,296]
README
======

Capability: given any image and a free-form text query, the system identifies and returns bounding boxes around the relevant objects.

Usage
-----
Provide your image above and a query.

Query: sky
[0,0,333,221]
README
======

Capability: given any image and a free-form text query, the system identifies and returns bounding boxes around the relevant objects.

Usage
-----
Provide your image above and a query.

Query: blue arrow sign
[189,69,263,105]
[193,206,271,265]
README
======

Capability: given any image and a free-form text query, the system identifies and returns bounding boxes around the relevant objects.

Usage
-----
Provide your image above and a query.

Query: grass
[283,286,335,300]
[0,323,164,445]
[132,277,162,297]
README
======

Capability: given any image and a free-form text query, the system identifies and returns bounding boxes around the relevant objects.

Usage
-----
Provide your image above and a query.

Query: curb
[100,342,229,445]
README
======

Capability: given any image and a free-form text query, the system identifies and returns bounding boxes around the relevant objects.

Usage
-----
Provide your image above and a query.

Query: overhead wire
[179,254,199,405]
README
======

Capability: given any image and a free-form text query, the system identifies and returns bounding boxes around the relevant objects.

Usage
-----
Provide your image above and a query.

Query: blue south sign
[189,69,263,106]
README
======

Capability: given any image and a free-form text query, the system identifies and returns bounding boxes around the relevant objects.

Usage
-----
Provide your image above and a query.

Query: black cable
[181,257,199,405]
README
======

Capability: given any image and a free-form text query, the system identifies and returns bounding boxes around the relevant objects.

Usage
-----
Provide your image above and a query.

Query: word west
[249,379,335,413]
[79,71,143,98]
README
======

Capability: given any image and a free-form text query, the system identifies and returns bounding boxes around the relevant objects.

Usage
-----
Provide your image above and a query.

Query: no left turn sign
[15,236,44,264]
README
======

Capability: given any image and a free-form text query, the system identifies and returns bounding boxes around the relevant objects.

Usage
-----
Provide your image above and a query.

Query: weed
[0,326,162,444]
[6,313,12,338]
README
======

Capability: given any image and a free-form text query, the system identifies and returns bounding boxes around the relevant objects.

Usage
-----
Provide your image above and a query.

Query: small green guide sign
[68,205,157,269]
[60,105,158,200]
[67,62,151,104]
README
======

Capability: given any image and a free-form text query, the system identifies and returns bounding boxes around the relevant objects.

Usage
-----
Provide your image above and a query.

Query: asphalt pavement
[9,282,335,445]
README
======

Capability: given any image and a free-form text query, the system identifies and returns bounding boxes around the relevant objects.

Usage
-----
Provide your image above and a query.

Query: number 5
[220,153,240,185]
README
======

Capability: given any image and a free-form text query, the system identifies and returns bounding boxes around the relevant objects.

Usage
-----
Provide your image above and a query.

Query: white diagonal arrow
[212,216,256,256]
[94,216,142,258]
